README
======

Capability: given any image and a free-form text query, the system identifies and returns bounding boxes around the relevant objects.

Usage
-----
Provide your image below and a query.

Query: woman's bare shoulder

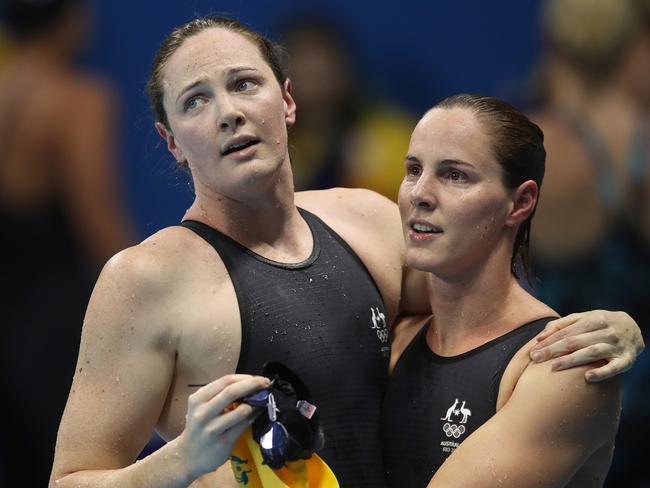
[100,225,220,294]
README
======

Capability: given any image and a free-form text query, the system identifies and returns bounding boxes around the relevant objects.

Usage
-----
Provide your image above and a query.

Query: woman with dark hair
[52,16,407,488]
[50,17,640,488]
[382,94,621,487]
[0,0,133,486]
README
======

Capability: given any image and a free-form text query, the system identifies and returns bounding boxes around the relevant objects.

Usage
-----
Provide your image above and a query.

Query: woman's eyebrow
[176,78,208,103]
[438,159,474,170]
[405,154,421,163]
[226,66,261,76]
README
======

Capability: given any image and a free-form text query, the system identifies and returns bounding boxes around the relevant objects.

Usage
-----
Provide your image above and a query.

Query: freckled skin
[49,29,640,488]
[158,28,295,202]
[49,27,413,488]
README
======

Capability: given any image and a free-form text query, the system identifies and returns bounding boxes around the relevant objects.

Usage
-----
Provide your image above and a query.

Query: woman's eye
[184,96,204,111]
[406,165,421,177]
[235,79,256,92]
[447,170,467,182]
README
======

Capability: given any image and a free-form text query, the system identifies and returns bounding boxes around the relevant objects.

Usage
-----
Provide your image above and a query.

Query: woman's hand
[175,374,270,480]
[530,310,645,382]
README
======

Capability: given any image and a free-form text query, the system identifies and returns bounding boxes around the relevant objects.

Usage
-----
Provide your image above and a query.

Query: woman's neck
[425,255,554,356]
[184,159,313,263]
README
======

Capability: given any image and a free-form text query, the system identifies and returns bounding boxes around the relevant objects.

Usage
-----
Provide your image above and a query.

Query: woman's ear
[506,180,539,227]
[155,122,186,164]
[282,78,297,128]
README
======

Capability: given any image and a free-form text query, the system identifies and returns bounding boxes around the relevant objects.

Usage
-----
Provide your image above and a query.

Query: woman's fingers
[534,312,608,346]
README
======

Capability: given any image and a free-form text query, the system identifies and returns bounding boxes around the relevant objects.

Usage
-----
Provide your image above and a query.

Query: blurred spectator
[0,0,134,486]
[616,0,650,119]
[277,13,415,201]
[0,24,9,64]
[526,0,650,485]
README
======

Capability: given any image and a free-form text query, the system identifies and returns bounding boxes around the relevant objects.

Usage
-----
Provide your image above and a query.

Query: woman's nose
[410,176,437,210]
[216,95,246,130]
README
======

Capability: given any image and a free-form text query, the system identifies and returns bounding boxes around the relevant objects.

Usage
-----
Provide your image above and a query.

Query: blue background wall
[85,0,543,237]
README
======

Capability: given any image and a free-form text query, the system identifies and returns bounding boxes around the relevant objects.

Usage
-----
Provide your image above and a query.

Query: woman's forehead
[162,28,266,84]
[412,108,487,146]
[408,107,497,167]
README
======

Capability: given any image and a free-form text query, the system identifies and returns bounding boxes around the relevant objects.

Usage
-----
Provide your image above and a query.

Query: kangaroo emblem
[459,401,472,424]
[440,399,459,421]
[370,307,389,343]
[371,307,386,330]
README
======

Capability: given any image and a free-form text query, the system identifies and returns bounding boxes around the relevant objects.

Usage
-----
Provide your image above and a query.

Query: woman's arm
[530,310,644,381]
[428,360,621,487]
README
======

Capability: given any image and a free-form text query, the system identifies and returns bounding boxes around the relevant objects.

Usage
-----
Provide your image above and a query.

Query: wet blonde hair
[542,0,638,80]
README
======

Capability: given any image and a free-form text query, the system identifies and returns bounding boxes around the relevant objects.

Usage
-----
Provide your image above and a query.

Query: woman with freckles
[49,18,640,488]
[382,94,622,488]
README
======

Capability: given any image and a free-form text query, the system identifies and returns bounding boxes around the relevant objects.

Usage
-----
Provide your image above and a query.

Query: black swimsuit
[381,317,553,488]
[182,208,390,487]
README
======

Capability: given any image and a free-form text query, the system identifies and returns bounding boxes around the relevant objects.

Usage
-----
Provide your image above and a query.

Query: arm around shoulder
[428,360,622,488]
[297,187,401,233]
[332,187,431,316]
[297,187,410,318]
[327,187,431,316]
[530,310,645,381]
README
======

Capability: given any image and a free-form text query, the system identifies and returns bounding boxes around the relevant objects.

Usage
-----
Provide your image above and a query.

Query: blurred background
[0,0,647,486]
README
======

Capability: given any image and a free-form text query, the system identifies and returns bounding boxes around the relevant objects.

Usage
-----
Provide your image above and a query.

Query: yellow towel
[230,427,339,487]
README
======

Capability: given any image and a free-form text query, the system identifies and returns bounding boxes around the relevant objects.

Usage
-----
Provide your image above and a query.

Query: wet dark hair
[433,94,546,282]
[146,16,289,130]
[1,0,82,40]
